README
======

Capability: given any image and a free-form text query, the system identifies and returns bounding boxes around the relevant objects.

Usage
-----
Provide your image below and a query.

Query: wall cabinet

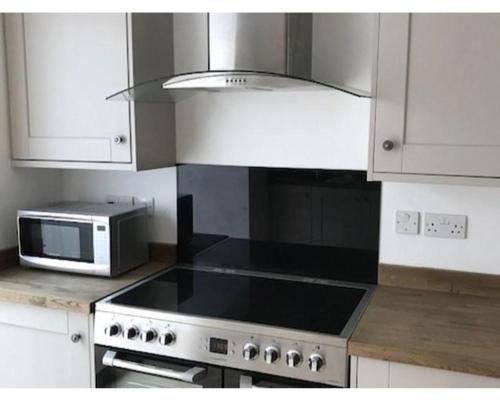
[351,357,500,388]
[0,302,93,387]
[370,14,500,185]
[4,13,175,170]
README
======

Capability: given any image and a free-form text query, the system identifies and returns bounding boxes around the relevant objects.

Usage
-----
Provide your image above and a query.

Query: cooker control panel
[95,312,347,386]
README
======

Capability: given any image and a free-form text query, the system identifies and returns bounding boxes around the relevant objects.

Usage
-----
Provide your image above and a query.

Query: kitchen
[1,0,500,396]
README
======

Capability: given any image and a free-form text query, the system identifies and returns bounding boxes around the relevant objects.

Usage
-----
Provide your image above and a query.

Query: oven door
[224,369,334,388]
[95,348,223,388]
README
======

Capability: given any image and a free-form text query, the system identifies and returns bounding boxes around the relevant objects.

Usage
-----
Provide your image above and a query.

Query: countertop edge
[348,341,500,380]
[0,287,91,314]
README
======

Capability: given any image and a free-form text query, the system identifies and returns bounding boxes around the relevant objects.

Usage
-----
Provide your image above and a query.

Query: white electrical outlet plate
[424,213,467,239]
[395,210,420,235]
[105,195,134,205]
[134,197,155,217]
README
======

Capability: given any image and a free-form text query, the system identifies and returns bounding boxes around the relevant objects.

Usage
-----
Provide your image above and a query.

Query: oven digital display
[209,337,228,355]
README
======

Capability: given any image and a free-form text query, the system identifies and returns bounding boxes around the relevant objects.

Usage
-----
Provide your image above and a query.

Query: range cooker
[94,166,380,388]
[94,261,373,388]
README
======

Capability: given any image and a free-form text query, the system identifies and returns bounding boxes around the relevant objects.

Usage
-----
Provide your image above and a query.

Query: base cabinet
[351,356,500,388]
[0,302,93,388]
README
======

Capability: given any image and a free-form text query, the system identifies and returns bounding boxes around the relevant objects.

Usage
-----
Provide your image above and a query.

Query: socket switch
[424,213,467,239]
[134,197,155,217]
[105,195,134,205]
[395,210,420,235]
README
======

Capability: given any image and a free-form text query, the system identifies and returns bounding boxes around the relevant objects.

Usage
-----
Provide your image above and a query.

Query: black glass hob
[110,266,368,336]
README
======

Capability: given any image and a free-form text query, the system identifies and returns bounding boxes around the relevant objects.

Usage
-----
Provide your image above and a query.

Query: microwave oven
[17,202,149,277]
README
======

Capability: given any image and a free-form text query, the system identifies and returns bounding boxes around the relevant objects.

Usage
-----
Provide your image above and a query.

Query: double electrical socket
[106,194,155,217]
[395,210,467,239]
[424,213,467,239]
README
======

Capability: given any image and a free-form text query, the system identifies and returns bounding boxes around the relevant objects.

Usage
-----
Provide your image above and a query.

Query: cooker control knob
[243,343,259,361]
[140,328,157,343]
[159,331,176,346]
[286,350,302,368]
[125,326,139,340]
[104,323,121,337]
[264,346,280,364]
[308,353,325,372]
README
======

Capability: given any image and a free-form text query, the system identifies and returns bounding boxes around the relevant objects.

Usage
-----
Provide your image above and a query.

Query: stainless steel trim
[102,350,207,384]
[162,71,363,93]
[17,212,95,223]
[97,302,347,348]
[180,263,374,292]
[19,255,111,276]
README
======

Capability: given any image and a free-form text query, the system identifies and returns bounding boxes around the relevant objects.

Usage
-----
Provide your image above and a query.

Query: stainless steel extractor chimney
[107,13,369,103]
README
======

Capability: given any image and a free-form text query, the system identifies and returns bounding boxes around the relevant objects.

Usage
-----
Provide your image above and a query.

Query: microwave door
[19,217,94,263]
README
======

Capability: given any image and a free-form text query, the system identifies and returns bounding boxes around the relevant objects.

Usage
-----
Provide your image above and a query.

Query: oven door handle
[102,350,207,384]
[240,375,264,389]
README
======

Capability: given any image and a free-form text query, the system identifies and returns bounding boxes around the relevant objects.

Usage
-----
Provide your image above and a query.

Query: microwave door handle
[102,351,207,384]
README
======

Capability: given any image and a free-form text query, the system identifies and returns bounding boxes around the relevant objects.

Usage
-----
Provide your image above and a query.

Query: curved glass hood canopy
[106,71,370,103]
[107,13,371,103]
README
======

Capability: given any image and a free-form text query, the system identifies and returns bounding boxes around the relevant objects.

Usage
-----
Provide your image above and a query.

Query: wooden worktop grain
[348,285,500,379]
[0,262,169,314]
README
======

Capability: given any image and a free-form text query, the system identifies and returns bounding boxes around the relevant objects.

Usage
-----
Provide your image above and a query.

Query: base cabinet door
[371,13,500,184]
[0,302,93,388]
[351,356,500,388]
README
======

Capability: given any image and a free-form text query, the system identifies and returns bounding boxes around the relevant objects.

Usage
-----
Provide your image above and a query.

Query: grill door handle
[102,350,207,384]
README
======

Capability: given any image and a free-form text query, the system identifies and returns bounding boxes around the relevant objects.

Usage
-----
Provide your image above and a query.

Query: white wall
[0,15,62,251]
[176,91,370,169]
[380,182,500,274]
[61,168,177,244]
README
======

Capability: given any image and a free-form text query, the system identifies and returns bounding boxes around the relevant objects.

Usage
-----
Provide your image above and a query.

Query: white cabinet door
[372,14,500,180]
[0,302,93,388]
[5,13,131,163]
[352,357,500,388]
[390,361,500,388]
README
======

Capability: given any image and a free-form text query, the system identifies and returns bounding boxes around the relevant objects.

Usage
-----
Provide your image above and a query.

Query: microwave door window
[41,223,81,259]
[20,218,94,263]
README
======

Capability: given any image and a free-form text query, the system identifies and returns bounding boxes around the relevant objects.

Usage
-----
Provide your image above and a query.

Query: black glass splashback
[177,167,381,284]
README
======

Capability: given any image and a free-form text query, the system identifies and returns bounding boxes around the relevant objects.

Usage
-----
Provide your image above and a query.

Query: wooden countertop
[0,263,169,314]
[348,285,500,379]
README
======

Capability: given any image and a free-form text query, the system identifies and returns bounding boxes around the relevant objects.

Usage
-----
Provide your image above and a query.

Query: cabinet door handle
[71,333,82,343]
[113,135,126,145]
[382,140,394,151]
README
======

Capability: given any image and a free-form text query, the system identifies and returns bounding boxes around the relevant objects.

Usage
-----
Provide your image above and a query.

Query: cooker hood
[107,13,370,103]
